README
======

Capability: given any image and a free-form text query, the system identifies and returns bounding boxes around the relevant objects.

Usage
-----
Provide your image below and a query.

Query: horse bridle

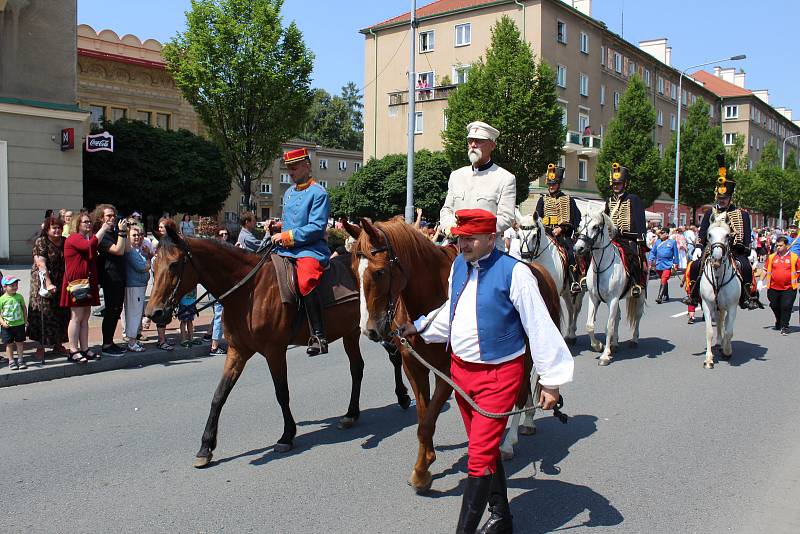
[702,237,736,309]
[575,217,618,303]
[357,226,407,328]
[518,223,552,261]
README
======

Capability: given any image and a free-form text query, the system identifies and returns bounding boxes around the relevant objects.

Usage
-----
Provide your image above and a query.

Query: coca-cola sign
[85,131,114,153]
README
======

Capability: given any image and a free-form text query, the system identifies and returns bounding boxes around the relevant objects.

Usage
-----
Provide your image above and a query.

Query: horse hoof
[274,441,294,453]
[598,358,612,366]
[193,455,212,468]
[338,416,356,430]
[591,343,604,353]
[500,448,514,461]
[704,362,714,369]
[519,425,537,436]
[408,470,433,494]
[398,395,412,410]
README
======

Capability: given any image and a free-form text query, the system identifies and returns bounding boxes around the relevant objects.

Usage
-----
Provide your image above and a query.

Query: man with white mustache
[440,121,516,251]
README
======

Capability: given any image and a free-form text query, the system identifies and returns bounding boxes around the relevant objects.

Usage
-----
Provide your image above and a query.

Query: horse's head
[517,211,543,260]
[145,225,199,326]
[352,217,409,341]
[707,219,732,268]
[574,209,609,256]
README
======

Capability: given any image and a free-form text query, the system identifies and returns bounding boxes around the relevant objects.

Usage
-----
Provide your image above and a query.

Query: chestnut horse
[146,226,407,467]
[346,217,561,492]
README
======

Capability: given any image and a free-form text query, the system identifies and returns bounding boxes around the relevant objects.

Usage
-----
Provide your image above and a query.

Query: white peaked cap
[466,121,500,141]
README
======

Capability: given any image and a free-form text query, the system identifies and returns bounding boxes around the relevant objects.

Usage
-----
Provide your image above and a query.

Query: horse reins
[702,240,737,311]
[576,218,617,304]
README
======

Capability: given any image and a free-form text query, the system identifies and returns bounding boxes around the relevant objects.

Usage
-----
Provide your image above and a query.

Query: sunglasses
[219,232,228,236]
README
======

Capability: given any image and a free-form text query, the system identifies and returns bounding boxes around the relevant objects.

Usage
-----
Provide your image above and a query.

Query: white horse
[517,211,584,345]
[698,219,740,369]
[574,209,645,366]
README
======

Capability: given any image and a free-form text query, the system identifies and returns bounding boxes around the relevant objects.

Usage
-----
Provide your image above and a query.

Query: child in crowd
[177,289,201,348]
[1,275,28,370]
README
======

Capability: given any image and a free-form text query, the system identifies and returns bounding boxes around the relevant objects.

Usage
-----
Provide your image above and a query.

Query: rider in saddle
[681,155,764,310]
[604,163,647,297]
[271,147,331,355]
[535,163,582,294]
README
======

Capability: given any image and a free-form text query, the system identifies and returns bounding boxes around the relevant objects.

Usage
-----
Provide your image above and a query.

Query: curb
[0,343,217,388]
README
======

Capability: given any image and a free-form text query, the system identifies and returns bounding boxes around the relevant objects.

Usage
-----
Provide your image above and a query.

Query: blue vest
[449,248,526,361]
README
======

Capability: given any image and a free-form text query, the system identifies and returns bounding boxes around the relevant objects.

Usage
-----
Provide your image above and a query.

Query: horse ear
[166,225,187,252]
[341,218,361,239]
[532,211,539,222]
[360,217,381,242]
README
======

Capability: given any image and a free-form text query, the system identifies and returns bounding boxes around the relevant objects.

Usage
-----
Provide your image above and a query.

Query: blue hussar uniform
[648,236,679,303]
[276,147,331,355]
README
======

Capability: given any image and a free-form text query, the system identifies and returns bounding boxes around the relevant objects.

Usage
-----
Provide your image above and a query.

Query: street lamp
[779,133,800,229]
[673,54,746,227]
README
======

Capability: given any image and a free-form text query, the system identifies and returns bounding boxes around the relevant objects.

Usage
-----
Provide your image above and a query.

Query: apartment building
[361,0,723,223]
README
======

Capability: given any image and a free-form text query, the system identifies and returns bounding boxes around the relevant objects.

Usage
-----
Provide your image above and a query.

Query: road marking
[671,311,688,318]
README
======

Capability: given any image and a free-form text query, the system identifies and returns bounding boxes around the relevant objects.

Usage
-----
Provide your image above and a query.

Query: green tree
[83,120,230,217]
[734,140,800,220]
[441,16,564,204]
[340,81,364,133]
[301,86,363,151]
[663,99,726,220]
[595,75,663,206]
[725,133,748,180]
[329,150,450,221]
[163,0,314,209]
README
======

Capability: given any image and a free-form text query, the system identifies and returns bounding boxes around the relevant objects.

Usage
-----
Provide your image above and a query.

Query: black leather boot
[478,461,513,534]
[663,281,670,301]
[456,475,492,534]
[655,284,665,304]
[303,290,328,356]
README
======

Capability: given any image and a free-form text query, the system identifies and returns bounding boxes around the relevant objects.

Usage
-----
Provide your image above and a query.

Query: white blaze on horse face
[358,257,370,334]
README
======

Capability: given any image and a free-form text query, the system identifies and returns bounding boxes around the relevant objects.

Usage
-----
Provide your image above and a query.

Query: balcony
[563,130,602,156]
[389,84,458,106]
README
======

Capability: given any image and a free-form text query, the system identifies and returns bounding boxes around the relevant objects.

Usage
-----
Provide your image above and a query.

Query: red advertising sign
[60,128,74,151]
[85,131,114,153]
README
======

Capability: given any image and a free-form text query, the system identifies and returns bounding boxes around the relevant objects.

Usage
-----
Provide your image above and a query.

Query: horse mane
[354,216,454,266]
[599,210,619,240]
[527,262,561,328]
[159,233,260,265]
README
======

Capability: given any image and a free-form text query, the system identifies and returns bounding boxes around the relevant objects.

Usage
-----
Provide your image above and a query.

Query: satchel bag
[66,278,92,303]
[38,271,51,298]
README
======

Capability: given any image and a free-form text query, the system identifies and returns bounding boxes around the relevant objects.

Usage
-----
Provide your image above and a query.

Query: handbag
[66,278,92,303]
[38,271,51,298]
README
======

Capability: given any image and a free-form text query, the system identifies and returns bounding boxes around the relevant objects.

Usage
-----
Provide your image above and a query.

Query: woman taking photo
[60,212,112,362]
[123,224,149,352]
[28,216,70,363]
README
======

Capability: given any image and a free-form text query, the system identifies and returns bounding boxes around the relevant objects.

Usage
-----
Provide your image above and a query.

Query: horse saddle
[611,239,647,294]
[272,253,360,308]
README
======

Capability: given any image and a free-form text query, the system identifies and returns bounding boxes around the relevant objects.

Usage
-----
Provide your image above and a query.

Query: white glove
[691,248,702,261]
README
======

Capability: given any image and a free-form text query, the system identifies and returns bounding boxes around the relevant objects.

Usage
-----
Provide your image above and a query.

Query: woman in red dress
[60,212,112,362]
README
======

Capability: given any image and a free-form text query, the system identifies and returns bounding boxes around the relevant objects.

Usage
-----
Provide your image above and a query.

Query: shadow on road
[727,340,768,366]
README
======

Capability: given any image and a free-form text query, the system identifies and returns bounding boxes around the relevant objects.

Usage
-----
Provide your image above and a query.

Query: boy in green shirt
[1,275,28,370]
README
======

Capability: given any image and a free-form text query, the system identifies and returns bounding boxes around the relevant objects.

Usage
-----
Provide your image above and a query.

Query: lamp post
[673,54,746,227]
[779,134,800,229]
[405,0,417,223]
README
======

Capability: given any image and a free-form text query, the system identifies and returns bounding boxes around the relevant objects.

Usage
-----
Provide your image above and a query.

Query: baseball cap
[2,275,21,286]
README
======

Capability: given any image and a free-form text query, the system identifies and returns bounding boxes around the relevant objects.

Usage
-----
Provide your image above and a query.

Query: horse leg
[610,306,621,351]
[385,340,412,409]
[703,299,716,369]
[722,308,736,358]
[415,373,453,493]
[264,349,296,453]
[194,347,251,467]
[586,296,603,352]
[599,298,619,365]
[338,329,365,429]
[401,351,434,492]
[630,296,644,347]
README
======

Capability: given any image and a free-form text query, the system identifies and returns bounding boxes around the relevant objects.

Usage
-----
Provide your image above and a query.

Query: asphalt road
[2,278,799,534]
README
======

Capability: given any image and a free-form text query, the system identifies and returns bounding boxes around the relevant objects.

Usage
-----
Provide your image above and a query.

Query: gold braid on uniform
[609,198,631,233]
[543,195,571,227]
[726,209,745,246]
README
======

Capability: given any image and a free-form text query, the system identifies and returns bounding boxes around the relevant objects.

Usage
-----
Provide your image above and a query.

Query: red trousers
[296,257,324,296]
[451,354,524,476]
[657,269,671,284]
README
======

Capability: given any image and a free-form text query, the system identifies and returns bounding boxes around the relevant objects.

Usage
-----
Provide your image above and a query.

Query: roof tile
[690,70,752,98]
[367,0,501,30]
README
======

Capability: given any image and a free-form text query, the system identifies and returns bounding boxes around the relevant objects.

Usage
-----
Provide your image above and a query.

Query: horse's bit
[519,224,553,261]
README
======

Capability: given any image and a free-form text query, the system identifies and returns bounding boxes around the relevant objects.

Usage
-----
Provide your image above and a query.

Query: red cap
[451,209,497,236]
[283,147,310,164]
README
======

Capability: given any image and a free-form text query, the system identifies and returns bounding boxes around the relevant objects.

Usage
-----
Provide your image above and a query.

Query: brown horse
[347,217,561,492]
[145,226,407,467]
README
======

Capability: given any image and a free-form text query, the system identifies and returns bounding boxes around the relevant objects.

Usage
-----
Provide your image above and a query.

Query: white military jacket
[439,160,517,250]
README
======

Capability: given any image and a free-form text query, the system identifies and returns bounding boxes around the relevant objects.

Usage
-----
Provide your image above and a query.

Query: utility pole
[405,0,417,223]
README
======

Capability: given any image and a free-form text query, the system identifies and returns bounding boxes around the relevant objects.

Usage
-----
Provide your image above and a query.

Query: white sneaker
[128,343,146,353]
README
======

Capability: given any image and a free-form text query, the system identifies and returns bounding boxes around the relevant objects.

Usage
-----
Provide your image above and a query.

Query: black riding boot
[663,281,670,301]
[303,290,328,356]
[456,475,493,534]
[477,461,513,534]
[655,284,665,304]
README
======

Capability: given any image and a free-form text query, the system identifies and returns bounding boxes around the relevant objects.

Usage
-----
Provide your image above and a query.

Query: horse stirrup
[579,277,588,291]
[630,284,642,297]
[570,281,582,294]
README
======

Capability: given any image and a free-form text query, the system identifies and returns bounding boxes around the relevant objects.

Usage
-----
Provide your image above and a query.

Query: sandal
[84,350,100,361]
[180,340,192,348]
[9,360,19,370]
[157,342,174,352]
[67,351,88,364]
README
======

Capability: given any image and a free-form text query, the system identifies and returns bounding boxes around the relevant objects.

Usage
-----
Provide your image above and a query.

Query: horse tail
[626,296,638,327]
[528,262,561,328]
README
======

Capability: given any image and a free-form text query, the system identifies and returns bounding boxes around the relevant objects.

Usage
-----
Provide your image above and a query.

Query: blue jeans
[212,302,224,341]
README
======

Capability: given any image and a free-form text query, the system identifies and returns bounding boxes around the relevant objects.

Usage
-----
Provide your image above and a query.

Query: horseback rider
[681,155,763,310]
[440,121,516,251]
[271,147,331,355]
[535,163,583,294]
[603,163,648,297]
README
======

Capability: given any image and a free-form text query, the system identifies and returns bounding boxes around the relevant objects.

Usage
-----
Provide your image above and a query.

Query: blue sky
[78,0,799,113]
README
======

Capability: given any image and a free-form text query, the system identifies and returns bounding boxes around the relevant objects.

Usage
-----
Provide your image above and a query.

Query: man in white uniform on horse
[440,121,516,251]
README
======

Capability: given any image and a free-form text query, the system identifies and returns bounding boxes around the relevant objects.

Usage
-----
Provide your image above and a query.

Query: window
[580,32,588,54]
[318,180,328,189]
[338,160,347,171]
[453,65,470,85]
[557,20,567,43]
[681,90,687,106]
[658,143,664,157]
[156,113,170,130]
[644,69,651,87]
[419,30,434,52]
[319,159,328,170]
[670,113,676,131]
[337,181,346,188]
[578,159,587,182]
[670,83,677,101]
[749,159,753,170]
[354,162,361,172]
[709,105,714,118]
[627,60,635,77]
[600,84,606,106]
[416,71,434,96]
[657,109,663,126]
[414,111,423,134]
[455,23,471,47]
[89,105,105,126]
[756,137,760,150]
[680,213,687,227]
[443,109,448,129]
[110,107,126,122]
[280,173,291,184]
[559,102,567,127]
[260,183,271,194]
[600,46,606,66]
[750,135,754,148]
[136,110,152,125]
[578,113,589,133]
[613,91,620,110]
[691,94,697,105]
[557,65,567,88]
[725,105,739,119]
[614,52,622,73]
[657,76,664,95]
[579,73,589,96]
